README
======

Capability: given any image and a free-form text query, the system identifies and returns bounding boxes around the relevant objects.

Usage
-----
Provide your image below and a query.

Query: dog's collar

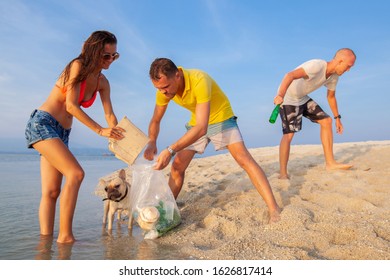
[102,186,128,203]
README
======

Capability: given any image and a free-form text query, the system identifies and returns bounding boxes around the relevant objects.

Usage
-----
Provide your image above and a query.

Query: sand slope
[157,141,390,260]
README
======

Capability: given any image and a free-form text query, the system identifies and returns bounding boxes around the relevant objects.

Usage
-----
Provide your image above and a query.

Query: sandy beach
[95,140,390,260]
[126,140,390,260]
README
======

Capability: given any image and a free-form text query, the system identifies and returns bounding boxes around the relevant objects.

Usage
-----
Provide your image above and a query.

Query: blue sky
[0,0,389,156]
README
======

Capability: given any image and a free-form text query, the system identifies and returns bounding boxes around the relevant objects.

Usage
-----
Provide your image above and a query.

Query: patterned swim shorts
[280,98,329,134]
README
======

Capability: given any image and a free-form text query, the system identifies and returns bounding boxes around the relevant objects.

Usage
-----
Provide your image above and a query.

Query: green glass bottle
[269,104,280,124]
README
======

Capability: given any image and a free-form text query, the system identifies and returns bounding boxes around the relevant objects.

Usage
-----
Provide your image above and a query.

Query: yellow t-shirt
[155,67,234,126]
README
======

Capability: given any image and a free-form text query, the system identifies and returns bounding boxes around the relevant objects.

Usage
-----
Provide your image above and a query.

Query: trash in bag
[130,158,181,239]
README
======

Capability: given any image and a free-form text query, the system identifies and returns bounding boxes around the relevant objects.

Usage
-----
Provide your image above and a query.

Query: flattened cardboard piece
[108,116,149,165]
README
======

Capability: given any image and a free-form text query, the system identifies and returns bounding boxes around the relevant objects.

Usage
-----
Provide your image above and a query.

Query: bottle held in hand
[269,104,281,124]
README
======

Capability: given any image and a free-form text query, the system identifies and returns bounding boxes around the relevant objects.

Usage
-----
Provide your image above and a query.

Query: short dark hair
[149,58,178,80]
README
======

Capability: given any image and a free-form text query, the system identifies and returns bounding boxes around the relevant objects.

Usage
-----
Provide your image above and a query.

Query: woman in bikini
[25,30,125,243]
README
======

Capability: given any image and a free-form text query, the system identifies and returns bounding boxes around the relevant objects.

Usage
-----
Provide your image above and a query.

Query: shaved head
[335,48,356,60]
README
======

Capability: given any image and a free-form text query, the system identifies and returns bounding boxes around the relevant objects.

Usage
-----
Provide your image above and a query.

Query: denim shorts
[25,109,71,149]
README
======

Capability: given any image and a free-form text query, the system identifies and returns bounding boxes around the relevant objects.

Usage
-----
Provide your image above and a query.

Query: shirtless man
[273,48,356,179]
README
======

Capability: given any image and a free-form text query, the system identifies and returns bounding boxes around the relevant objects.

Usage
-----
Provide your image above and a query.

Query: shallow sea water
[0,154,189,260]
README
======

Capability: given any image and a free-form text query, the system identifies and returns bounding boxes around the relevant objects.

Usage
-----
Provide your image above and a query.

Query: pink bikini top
[57,75,100,108]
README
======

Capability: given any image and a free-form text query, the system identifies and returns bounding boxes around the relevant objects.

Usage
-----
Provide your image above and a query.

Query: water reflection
[34,235,54,260]
[56,242,74,260]
[34,235,73,260]
[101,222,191,260]
[33,223,190,260]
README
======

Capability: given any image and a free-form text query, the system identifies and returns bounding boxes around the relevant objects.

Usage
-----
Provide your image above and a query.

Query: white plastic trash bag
[130,159,181,239]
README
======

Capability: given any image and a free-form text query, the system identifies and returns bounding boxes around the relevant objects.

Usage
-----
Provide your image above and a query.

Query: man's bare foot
[268,206,282,224]
[326,162,353,171]
[278,174,290,180]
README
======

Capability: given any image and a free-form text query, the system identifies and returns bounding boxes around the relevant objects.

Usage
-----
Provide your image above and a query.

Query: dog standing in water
[100,169,132,230]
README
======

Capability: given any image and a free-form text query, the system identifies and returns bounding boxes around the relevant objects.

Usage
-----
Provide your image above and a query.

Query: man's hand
[153,149,171,170]
[144,141,157,160]
[273,95,284,105]
[335,119,344,134]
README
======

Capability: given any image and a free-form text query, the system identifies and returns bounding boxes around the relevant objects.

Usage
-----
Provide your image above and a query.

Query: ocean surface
[0,153,189,260]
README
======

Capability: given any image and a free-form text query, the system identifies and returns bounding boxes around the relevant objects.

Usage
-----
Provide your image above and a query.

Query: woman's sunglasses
[102,52,120,61]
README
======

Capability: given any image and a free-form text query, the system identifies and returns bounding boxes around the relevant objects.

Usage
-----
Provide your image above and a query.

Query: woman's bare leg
[33,139,84,243]
[39,156,62,236]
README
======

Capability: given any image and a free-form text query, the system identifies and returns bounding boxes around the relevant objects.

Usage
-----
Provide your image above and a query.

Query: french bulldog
[100,169,133,231]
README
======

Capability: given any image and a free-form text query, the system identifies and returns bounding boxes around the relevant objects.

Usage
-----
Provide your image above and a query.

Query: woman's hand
[99,126,125,140]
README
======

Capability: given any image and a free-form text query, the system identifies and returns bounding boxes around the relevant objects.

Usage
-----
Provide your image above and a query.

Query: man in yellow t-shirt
[144,58,281,223]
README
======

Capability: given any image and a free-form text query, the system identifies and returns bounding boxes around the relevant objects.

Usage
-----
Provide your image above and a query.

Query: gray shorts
[280,98,330,134]
[185,116,243,154]
[25,109,71,148]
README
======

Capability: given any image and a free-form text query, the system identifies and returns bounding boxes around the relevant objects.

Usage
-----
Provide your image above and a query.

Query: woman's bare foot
[57,234,76,244]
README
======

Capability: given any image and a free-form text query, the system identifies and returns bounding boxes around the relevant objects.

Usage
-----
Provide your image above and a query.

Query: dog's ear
[119,169,126,180]
[98,179,106,187]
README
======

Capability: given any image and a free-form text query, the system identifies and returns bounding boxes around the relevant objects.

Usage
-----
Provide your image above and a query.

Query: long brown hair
[61,30,117,88]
